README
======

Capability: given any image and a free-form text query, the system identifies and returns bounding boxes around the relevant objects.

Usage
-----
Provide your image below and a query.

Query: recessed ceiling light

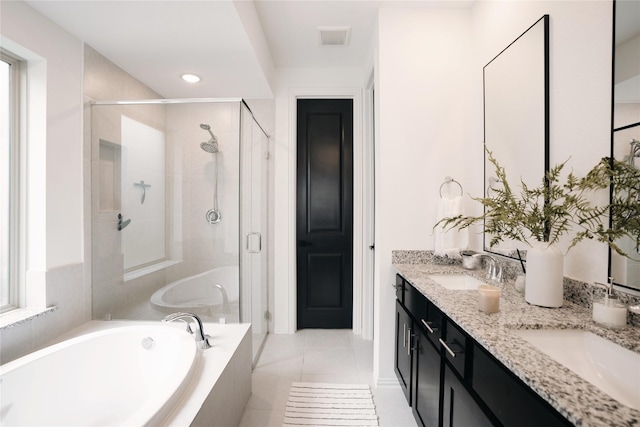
[181,74,201,83]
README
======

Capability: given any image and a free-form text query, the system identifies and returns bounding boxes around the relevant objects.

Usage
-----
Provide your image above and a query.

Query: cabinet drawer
[472,344,571,427]
[395,275,405,303]
[440,319,468,378]
[420,301,443,348]
[406,283,427,321]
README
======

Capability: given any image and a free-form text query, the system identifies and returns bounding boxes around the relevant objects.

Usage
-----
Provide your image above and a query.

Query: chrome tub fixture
[162,312,212,349]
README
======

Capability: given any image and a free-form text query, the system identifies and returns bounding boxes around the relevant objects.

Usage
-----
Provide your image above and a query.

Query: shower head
[199,123,219,153]
[200,141,219,153]
[200,123,216,140]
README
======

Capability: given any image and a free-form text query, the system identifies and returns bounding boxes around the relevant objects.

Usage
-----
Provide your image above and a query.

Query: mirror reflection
[483,16,549,259]
[611,0,640,291]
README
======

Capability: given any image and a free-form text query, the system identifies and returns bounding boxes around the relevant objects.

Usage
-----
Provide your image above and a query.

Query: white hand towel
[434,196,468,259]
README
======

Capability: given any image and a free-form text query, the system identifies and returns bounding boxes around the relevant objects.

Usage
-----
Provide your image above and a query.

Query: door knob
[298,240,312,247]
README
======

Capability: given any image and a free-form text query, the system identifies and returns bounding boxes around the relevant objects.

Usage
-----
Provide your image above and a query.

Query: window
[1,50,20,313]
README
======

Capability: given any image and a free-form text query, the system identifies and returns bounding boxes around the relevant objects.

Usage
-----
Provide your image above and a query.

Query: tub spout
[162,312,212,349]
[212,283,229,305]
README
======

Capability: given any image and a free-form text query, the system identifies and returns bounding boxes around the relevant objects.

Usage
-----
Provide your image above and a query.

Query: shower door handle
[247,232,262,253]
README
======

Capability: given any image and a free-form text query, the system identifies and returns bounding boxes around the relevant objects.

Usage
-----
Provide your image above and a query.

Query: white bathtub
[0,325,198,426]
[150,266,239,319]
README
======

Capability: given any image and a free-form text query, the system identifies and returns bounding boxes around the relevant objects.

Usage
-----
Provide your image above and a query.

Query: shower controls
[134,180,151,204]
[200,123,222,224]
[117,213,131,231]
[206,209,222,225]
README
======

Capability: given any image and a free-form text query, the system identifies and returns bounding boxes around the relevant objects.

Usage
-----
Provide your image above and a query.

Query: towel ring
[486,176,502,194]
[439,176,463,198]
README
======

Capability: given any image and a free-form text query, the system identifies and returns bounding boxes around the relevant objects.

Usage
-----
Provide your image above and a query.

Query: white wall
[1,2,84,270]
[373,7,473,384]
[0,1,86,362]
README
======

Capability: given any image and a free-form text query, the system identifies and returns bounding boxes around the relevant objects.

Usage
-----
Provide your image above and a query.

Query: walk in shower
[89,99,269,363]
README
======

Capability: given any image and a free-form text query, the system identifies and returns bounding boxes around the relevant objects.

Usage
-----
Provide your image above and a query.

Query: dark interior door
[296,98,353,329]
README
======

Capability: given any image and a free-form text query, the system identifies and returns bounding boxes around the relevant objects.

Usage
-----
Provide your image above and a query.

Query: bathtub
[0,325,198,426]
[0,320,252,427]
[150,266,239,319]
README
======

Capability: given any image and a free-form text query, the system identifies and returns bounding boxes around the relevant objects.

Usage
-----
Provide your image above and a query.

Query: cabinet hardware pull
[407,329,414,356]
[403,323,406,348]
[421,319,437,334]
[439,338,457,358]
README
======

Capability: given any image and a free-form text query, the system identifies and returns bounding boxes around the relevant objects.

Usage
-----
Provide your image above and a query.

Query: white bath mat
[283,382,379,427]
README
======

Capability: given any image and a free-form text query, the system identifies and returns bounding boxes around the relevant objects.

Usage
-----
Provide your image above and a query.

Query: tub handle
[247,232,261,253]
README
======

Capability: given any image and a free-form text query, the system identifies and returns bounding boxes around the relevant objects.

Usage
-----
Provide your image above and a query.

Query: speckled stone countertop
[392,260,640,427]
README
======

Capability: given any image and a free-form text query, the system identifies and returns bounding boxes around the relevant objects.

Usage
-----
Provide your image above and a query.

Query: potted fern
[577,157,640,259]
[436,150,618,308]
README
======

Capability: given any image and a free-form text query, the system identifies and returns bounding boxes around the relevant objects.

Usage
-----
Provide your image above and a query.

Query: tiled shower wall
[85,45,167,320]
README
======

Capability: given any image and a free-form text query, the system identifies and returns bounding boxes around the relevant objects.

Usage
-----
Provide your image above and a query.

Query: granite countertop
[392,262,640,427]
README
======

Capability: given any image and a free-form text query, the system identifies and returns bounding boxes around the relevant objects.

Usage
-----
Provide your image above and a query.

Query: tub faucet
[471,253,503,282]
[162,312,212,349]
[212,283,229,305]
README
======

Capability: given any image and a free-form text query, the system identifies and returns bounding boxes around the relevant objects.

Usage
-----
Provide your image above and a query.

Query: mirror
[611,0,640,291]
[483,15,549,259]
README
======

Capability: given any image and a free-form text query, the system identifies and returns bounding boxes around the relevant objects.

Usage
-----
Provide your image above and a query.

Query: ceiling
[24,0,472,99]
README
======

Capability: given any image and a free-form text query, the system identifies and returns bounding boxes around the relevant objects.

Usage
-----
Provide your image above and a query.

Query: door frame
[287,87,367,334]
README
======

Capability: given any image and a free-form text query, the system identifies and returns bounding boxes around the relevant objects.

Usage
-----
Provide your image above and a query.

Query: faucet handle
[494,265,504,282]
[200,334,211,350]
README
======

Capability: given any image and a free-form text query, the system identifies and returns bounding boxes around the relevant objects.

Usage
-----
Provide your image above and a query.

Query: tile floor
[238,329,418,427]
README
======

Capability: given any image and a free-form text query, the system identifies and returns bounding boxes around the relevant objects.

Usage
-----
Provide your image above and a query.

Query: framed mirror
[610,0,640,292]
[482,15,550,259]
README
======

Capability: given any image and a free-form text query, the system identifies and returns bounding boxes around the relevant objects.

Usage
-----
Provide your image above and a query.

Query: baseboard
[375,377,402,388]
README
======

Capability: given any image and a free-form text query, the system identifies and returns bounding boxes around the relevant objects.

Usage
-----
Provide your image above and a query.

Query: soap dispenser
[592,277,627,329]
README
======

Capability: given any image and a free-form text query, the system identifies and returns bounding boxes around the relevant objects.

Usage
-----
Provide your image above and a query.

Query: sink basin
[512,329,640,410]
[428,274,485,290]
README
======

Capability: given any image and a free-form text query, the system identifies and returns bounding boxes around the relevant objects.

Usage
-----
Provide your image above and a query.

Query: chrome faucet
[212,283,229,305]
[471,253,503,282]
[162,312,212,349]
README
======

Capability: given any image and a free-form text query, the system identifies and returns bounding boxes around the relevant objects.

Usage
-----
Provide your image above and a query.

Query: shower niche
[97,140,121,213]
[90,99,270,363]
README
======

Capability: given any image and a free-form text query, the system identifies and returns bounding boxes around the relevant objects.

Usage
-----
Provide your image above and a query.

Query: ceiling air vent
[318,26,351,46]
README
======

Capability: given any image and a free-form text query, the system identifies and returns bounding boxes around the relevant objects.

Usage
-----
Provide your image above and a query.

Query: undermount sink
[512,329,640,410]
[428,274,485,290]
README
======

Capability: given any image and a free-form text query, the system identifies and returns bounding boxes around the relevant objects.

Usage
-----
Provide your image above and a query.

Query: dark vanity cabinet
[395,299,413,403]
[442,364,494,427]
[394,275,449,427]
[394,274,571,427]
[412,327,441,427]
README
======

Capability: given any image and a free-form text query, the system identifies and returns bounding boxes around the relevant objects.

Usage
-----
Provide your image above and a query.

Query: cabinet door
[472,344,571,427]
[412,330,442,427]
[442,366,494,427]
[395,300,412,403]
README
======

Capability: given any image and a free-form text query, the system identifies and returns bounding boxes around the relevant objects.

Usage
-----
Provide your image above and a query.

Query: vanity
[392,252,640,427]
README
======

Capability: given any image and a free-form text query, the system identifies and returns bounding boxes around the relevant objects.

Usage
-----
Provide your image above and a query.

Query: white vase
[525,242,564,308]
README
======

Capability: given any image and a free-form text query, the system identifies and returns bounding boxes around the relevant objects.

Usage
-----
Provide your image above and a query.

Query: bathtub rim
[149,266,240,314]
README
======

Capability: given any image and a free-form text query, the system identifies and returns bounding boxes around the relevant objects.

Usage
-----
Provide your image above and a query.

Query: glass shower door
[240,104,269,364]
